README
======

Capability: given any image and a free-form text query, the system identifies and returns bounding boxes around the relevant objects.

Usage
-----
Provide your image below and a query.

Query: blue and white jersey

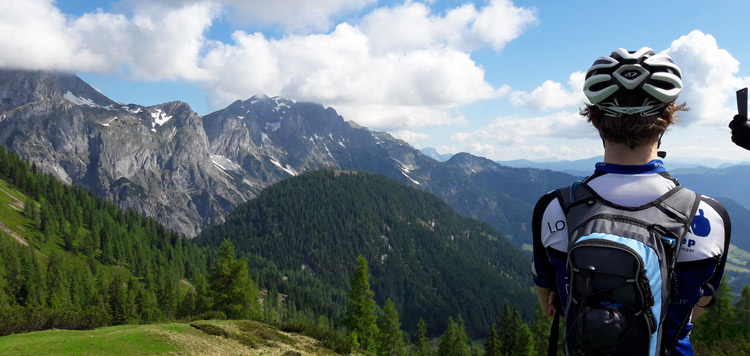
[531,160,731,356]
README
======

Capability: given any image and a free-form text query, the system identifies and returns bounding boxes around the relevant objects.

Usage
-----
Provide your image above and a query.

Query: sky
[3,0,750,165]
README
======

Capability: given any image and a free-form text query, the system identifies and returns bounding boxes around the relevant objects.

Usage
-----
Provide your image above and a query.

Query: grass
[0,179,30,238]
[0,324,179,356]
[0,320,353,356]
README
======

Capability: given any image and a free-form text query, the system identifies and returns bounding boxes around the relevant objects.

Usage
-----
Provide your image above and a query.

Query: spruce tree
[484,324,501,356]
[437,316,470,356]
[453,315,470,356]
[510,309,534,356]
[209,240,261,319]
[531,307,563,356]
[377,298,406,356]
[437,317,456,356]
[413,317,429,356]
[736,285,750,339]
[108,275,126,325]
[345,255,379,352]
[497,302,515,356]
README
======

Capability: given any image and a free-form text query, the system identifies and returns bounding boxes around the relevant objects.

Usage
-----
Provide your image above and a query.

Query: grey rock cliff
[0,70,576,244]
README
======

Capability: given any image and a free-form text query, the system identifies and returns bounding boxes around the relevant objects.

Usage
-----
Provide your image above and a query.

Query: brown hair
[580,103,689,148]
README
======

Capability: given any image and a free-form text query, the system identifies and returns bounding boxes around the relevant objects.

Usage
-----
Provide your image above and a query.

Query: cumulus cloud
[359,0,537,53]
[0,0,114,72]
[451,110,594,146]
[393,130,430,144]
[510,72,585,111]
[0,0,216,79]
[665,30,750,126]
[199,23,500,129]
[0,0,535,131]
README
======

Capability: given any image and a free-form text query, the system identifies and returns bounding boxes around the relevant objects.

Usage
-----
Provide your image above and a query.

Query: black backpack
[549,181,701,356]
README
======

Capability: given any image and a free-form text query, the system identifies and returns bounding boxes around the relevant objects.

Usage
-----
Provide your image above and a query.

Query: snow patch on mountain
[270,158,297,176]
[151,108,172,126]
[211,155,241,172]
[63,91,113,110]
[102,117,118,127]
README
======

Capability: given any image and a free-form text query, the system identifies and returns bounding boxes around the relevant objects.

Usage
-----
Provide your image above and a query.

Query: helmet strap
[657,132,667,158]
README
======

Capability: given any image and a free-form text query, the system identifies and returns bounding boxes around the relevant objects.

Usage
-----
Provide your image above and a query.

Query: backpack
[553,181,701,356]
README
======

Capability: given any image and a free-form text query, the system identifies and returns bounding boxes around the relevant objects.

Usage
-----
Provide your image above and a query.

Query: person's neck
[602,140,660,165]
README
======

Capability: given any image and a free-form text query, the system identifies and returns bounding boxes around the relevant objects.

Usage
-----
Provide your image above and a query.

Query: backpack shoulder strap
[555,180,593,215]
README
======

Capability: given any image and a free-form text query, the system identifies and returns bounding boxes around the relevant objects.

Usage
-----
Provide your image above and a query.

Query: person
[532,47,731,356]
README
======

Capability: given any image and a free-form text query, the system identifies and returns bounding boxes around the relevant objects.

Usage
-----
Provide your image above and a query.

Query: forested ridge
[0,145,216,334]
[3,143,750,355]
[196,169,536,338]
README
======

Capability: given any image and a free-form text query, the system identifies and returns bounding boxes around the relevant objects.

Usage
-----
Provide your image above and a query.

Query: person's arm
[535,286,557,317]
[691,296,714,321]
[532,191,560,317]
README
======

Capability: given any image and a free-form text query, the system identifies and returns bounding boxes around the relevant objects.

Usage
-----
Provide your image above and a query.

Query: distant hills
[195,170,536,337]
[0,69,575,247]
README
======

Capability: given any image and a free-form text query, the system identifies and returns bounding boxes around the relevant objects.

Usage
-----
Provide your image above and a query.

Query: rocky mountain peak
[0,70,116,113]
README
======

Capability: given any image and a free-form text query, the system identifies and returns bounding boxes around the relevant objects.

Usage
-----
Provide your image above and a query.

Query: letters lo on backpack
[557,182,700,356]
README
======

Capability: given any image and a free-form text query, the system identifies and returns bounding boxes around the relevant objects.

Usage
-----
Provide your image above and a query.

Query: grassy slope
[0,178,350,355]
[0,320,348,356]
[0,177,135,280]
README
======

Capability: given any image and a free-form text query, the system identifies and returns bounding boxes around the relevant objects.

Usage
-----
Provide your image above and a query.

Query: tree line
[2,145,748,356]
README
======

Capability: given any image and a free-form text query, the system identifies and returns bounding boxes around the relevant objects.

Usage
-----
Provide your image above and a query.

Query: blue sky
[4,0,750,164]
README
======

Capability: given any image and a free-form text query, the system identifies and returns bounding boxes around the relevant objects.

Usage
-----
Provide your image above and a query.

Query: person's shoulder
[692,192,729,220]
[534,189,562,212]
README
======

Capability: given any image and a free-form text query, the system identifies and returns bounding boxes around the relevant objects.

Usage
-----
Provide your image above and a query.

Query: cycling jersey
[532,160,730,356]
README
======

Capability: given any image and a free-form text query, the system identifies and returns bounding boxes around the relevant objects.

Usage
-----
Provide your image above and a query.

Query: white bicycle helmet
[583,47,682,117]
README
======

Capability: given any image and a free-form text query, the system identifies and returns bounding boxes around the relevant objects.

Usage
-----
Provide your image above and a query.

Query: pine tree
[437,317,456,356]
[177,291,196,319]
[510,309,534,356]
[377,298,406,356]
[736,285,750,339]
[497,302,515,356]
[453,315,470,356]
[413,317,429,356]
[209,240,261,319]
[345,255,379,352]
[484,324,501,356]
[437,316,470,356]
[108,275,126,325]
[531,307,563,356]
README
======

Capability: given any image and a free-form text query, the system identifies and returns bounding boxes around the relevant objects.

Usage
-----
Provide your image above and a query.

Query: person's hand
[729,114,750,151]
[548,291,557,316]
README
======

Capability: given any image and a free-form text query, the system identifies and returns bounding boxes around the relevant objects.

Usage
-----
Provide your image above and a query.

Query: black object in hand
[729,114,750,151]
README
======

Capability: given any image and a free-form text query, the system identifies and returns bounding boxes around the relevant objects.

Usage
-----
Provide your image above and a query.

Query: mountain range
[0,69,574,245]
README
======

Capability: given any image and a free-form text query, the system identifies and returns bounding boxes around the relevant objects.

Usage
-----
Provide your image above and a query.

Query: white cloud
[451,110,594,146]
[393,130,430,144]
[665,30,750,126]
[0,0,216,79]
[359,0,537,53]
[0,0,535,131]
[0,0,112,72]
[509,72,585,111]
[199,23,497,129]
[469,0,538,51]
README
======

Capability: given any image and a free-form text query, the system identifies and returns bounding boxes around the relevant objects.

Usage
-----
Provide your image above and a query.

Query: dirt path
[0,220,29,246]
